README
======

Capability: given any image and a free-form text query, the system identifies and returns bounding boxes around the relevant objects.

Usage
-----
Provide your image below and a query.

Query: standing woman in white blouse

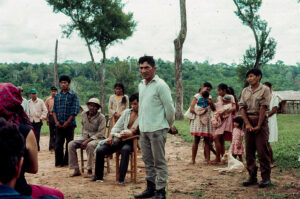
[109,83,129,127]
[264,82,279,168]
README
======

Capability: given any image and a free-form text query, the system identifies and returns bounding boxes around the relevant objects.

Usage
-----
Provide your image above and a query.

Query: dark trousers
[245,117,271,181]
[95,141,132,182]
[55,126,74,166]
[48,115,56,151]
[32,122,42,151]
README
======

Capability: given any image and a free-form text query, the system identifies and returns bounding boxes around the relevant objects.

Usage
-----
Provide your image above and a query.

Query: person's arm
[207,98,216,111]
[252,105,266,132]
[40,100,48,120]
[108,95,115,116]
[26,130,38,174]
[110,111,127,137]
[63,93,80,128]
[268,96,279,117]
[190,97,198,114]
[125,95,129,109]
[241,107,253,132]
[52,112,62,128]
[91,115,106,140]
[253,87,271,131]
[62,115,75,128]
[158,83,175,127]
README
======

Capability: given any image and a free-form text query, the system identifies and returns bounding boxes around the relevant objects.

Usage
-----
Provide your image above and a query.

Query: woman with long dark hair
[211,83,236,164]
[108,83,129,126]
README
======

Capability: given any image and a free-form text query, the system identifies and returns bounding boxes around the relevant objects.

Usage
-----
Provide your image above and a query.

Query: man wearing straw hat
[68,98,106,178]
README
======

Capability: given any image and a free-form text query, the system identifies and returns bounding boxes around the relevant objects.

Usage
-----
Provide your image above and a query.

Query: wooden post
[54,39,59,87]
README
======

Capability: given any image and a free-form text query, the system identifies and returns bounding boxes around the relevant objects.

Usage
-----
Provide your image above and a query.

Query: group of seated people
[68,93,139,185]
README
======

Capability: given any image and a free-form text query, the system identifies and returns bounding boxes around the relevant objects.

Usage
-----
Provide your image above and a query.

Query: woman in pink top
[211,83,236,164]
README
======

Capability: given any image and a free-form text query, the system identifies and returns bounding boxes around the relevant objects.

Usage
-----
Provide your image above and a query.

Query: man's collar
[60,89,73,94]
[141,75,159,84]
[249,83,263,92]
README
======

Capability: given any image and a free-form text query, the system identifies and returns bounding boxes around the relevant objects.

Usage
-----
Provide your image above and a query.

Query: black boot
[154,188,166,199]
[134,180,155,198]
[259,180,271,188]
[242,177,258,186]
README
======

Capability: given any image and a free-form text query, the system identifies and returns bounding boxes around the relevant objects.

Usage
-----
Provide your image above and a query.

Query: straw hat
[86,98,101,108]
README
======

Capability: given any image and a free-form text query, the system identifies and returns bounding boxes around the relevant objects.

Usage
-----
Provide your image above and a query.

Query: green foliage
[233,0,277,81]
[1,59,300,110]
[174,114,300,169]
[107,60,139,95]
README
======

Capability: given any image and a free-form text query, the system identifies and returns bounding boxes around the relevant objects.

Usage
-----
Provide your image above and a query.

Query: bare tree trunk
[174,0,187,120]
[53,39,59,88]
[100,49,106,114]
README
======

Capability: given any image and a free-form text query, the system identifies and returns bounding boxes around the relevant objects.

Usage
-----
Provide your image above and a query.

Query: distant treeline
[1,58,300,111]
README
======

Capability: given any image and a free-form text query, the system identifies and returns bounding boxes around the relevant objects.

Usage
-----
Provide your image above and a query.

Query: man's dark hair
[129,93,139,103]
[218,83,228,92]
[0,118,25,184]
[138,56,155,67]
[51,86,58,91]
[203,82,213,89]
[59,75,71,83]
[246,68,262,79]
[263,82,272,88]
[233,116,244,129]
[202,91,209,99]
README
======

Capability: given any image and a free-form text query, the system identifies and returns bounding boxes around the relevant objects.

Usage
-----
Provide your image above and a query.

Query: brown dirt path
[26,135,300,199]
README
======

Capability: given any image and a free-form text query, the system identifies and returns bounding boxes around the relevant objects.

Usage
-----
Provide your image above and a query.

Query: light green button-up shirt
[138,75,175,133]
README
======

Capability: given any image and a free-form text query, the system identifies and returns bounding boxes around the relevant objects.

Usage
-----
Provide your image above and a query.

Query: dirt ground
[26,135,300,199]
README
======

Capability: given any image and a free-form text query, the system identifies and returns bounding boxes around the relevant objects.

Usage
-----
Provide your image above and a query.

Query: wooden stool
[115,135,139,183]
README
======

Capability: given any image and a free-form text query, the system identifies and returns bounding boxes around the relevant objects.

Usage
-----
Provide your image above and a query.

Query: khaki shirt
[81,111,106,140]
[239,83,271,115]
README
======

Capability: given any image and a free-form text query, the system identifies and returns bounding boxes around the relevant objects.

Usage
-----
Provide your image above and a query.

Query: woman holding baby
[211,83,236,164]
[189,82,216,164]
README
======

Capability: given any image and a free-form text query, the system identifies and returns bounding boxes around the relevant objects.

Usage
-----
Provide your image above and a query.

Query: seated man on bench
[68,98,106,178]
[93,93,139,184]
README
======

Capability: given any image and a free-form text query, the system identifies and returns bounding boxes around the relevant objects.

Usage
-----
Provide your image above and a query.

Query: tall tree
[233,0,276,81]
[53,39,59,88]
[84,0,136,111]
[174,0,187,120]
[47,0,136,112]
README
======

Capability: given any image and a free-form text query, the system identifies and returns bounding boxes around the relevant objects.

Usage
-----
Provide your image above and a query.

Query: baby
[195,91,210,125]
[197,91,209,108]
[94,129,133,152]
[211,95,232,128]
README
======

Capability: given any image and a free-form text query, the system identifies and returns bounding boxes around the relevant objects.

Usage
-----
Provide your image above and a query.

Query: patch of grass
[257,191,288,199]
[225,193,237,198]
[283,182,296,189]
[189,190,205,197]
[175,114,300,169]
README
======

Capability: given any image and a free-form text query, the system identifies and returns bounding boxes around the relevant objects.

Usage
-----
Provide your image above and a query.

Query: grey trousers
[140,129,168,190]
[68,138,99,170]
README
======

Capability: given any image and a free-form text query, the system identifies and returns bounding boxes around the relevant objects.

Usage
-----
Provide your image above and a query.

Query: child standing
[229,116,245,162]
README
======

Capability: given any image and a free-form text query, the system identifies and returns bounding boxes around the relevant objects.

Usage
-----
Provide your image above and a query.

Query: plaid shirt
[52,89,80,126]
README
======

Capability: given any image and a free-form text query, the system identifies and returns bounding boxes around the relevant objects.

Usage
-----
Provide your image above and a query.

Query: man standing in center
[134,56,175,199]
[53,75,80,167]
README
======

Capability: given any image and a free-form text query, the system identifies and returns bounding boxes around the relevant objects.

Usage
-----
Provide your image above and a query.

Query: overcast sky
[0,0,299,65]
